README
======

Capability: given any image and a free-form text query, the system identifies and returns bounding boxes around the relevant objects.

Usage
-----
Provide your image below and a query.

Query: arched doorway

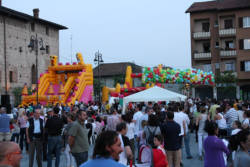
[31,64,36,84]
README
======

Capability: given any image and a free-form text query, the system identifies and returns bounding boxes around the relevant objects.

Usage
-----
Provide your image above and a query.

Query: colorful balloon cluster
[142,67,215,85]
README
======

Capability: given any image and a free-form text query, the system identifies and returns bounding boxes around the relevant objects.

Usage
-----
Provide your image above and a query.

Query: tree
[215,71,237,84]
[93,79,104,100]
[113,75,125,87]
[215,71,238,100]
[12,87,23,106]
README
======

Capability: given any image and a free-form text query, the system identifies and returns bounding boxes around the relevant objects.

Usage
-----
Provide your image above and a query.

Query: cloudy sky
[4,0,209,69]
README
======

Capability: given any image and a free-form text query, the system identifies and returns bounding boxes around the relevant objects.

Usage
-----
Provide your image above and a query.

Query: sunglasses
[9,151,22,155]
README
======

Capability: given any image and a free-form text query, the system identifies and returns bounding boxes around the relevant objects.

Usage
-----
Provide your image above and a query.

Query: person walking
[116,122,133,166]
[124,112,135,163]
[160,111,181,167]
[63,113,76,167]
[68,110,89,167]
[11,119,20,143]
[80,130,126,167]
[196,106,208,160]
[203,121,230,167]
[106,107,120,131]
[232,130,250,167]
[18,109,29,152]
[224,102,238,136]
[45,107,64,167]
[180,107,193,159]
[26,109,44,167]
[18,108,29,152]
[0,107,11,142]
[143,114,161,148]
[214,107,227,138]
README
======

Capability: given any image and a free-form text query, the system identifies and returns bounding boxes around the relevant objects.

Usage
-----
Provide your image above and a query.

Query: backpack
[147,126,157,147]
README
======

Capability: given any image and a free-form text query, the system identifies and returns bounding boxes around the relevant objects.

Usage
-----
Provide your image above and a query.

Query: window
[9,71,13,83]
[31,23,35,31]
[203,42,210,52]
[203,64,212,72]
[225,63,235,71]
[202,22,210,32]
[46,26,49,35]
[224,19,233,29]
[244,39,250,50]
[245,61,250,72]
[215,41,219,48]
[46,45,50,54]
[225,41,234,50]
[243,17,250,28]
[214,20,218,27]
[215,63,220,69]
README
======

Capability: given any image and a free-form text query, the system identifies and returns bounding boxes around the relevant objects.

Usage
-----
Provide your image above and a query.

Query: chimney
[33,8,39,18]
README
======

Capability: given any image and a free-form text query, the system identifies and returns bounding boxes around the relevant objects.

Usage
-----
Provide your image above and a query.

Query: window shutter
[13,70,18,83]
[239,17,243,28]
[239,39,244,50]
[240,61,245,71]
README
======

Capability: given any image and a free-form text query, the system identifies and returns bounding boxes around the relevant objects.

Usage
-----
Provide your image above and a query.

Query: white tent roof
[122,86,187,113]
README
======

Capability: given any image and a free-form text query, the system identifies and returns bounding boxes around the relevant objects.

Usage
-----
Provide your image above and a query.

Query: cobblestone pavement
[20,133,203,167]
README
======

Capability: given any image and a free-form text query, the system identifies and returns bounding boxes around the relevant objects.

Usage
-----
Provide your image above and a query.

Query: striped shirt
[224,108,238,128]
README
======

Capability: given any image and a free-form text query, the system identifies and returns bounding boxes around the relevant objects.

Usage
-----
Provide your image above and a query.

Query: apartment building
[0,1,67,104]
[186,0,250,100]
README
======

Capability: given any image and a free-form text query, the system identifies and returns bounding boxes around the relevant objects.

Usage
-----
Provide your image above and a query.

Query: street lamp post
[28,34,45,106]
[94,51,104,103]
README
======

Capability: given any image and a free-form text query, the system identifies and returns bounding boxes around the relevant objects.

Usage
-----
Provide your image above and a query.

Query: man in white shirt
[26,109,44,167]
[179,107,192,159]
[133,104,143,135]
[173,103,186,165]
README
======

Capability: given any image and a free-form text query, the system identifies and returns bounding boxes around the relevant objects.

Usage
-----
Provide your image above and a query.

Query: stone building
[0,2,67,104]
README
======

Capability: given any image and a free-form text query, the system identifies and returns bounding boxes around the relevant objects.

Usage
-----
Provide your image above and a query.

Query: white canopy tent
[122,86,187,113]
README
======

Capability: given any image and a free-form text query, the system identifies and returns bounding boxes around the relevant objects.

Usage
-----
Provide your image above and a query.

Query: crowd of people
[0,98,249,167]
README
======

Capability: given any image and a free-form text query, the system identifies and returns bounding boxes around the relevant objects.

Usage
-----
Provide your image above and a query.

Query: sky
[3,0,209,69]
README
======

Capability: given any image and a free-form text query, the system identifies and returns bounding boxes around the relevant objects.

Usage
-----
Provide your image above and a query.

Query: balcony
[219,28,236,37]
[193,32,210,39]
[194,52,211,59]
[220,50,236,57]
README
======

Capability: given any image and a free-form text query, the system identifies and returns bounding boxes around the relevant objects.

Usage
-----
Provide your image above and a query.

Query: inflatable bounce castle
[21,53,93,106]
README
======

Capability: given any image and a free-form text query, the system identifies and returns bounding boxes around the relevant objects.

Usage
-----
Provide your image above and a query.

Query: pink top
[18,116,27,128]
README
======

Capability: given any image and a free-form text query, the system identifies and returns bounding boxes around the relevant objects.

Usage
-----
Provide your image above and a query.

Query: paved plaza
[20,133,203,167]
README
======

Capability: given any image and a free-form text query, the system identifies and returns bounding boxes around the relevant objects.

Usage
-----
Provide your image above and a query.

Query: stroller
[135,144,168,167]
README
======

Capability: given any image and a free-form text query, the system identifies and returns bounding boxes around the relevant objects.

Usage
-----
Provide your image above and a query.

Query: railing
[194,52,211,59]
[193,32,210,39]
[220,50,236,57]
[219,28,236,36]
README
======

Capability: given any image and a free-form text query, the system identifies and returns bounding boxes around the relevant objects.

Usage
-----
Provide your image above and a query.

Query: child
[231,121,241,135]
[11,119,20,143]
[137,120,147,146]
[231,120,242,161]
[153,135,166,155]
[153,135,168,167]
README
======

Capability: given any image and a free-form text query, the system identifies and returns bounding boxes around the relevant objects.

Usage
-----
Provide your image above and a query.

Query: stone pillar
[192,87,195,98]
[236,85,240,100]
[213,86,217,99]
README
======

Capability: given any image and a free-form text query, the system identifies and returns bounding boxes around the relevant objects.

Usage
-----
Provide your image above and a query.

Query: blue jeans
[184,132,192,157]
[227,128,232,137]
[72,151,88,167]
[47,136,62,167]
